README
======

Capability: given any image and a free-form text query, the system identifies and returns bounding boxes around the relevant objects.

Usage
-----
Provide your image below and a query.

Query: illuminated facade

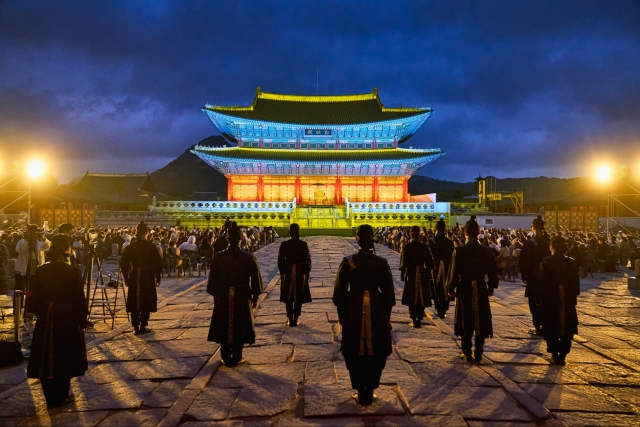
[193,88,444,205]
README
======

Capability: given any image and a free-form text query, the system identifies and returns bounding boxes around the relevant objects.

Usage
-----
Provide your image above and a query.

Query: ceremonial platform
[148,88,450,228]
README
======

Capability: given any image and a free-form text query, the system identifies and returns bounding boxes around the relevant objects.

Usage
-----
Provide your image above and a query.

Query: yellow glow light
[27,160,45,179]
[596,165,612,182]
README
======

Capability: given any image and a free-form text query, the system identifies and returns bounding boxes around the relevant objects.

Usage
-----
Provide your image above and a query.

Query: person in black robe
[519,215,551,335]
[448,215,499,362]
[121,221,163,335]
[429,219,455,318]
[540,236,580,364]
[27,235,87,408]
[278,223,312,326]
[399,225,434,328]
[333,224,395,405]
[213,218,232,254]
[207,223,263,366]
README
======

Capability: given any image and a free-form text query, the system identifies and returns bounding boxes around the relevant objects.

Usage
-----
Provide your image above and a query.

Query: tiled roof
[193,147,443,163]
[205,88,431,125]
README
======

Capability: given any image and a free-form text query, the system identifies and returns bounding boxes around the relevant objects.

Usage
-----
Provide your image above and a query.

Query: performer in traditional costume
[399,225,434,327]
[429,219,455,318]
[121,221,163,335]
[519,215,551,335]
[448,215,499,362]
[27,235,87,408]
[278,223,312,326]
[207,223,263,366]
[333,225,395,405]
[539,236,580,364]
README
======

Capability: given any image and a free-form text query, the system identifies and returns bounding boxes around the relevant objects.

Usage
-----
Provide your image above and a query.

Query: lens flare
[27,160,45,179]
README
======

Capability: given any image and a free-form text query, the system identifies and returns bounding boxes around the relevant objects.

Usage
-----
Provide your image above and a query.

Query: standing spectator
[15,225,51,312]
[26,235,87,408]
[430,219,455,318]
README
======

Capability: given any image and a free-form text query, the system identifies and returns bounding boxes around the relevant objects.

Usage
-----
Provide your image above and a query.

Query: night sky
[1,1,639,183]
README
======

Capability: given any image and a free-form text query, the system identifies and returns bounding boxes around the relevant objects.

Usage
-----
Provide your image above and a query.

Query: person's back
[333,225,395,406]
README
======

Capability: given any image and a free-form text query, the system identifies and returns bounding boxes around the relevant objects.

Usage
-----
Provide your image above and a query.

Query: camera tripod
[83,246,128,330]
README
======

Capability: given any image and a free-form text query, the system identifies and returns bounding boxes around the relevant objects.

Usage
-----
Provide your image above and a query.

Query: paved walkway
[1,237,640,426]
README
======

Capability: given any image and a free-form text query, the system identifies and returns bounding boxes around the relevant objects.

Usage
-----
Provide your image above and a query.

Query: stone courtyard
[1,236,640,426]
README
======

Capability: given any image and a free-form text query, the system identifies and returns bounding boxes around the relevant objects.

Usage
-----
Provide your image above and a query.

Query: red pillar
[335,177,342,205]
[295,177,302,202]
[257,175,264,201]
[372,177,379,202]
[402,176,408,202]
[227,176,233,201]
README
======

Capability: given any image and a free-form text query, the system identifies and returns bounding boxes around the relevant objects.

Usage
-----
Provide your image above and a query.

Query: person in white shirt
[14,225,51,311]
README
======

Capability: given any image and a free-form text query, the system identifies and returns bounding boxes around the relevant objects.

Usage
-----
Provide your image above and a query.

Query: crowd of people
[0,222,281,295]
[378,222,640,280]
[2,214,638,409]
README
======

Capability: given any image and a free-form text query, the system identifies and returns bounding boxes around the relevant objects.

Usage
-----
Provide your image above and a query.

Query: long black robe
[519,234,551,300]
[121,238,163,313]
[207,246,263,344]
[399,240,434,309]
[278,238,312,304]
[333,251,395,358]
[429,234,455,312]
[539,254,580,338]
[448,242,499,339]
[27,262,88,380]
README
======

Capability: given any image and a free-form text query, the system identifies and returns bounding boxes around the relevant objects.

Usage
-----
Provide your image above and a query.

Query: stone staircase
[294,205,352,229]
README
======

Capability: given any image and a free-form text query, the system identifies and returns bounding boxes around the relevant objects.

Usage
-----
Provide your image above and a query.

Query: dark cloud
[0,1,639,182]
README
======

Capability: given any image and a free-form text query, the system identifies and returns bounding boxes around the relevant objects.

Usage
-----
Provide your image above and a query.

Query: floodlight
[27,159,45,179]
[596,165,611,182]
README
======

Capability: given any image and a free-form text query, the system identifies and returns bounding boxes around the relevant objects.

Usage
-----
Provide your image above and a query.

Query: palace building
[150,88,450,228]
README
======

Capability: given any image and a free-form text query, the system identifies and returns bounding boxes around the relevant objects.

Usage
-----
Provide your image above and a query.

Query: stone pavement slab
[484,352,550,364]
[144,379,192,408]
[70,379,158,411]
[304,383,404,417]
[242,344,294,364]
[83,361,146,383]
[136,338,218,359]
[412,360,500,387]
[135,356,208,379]
[19,410,108,426]
[398,382,534,421]
[552,412,640,426]
[292,344,334,362]
[519,383,634,413]
[97,409,167,426]
[186,388,239,421]
[374,415,467,426]
[496,364,588,385]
